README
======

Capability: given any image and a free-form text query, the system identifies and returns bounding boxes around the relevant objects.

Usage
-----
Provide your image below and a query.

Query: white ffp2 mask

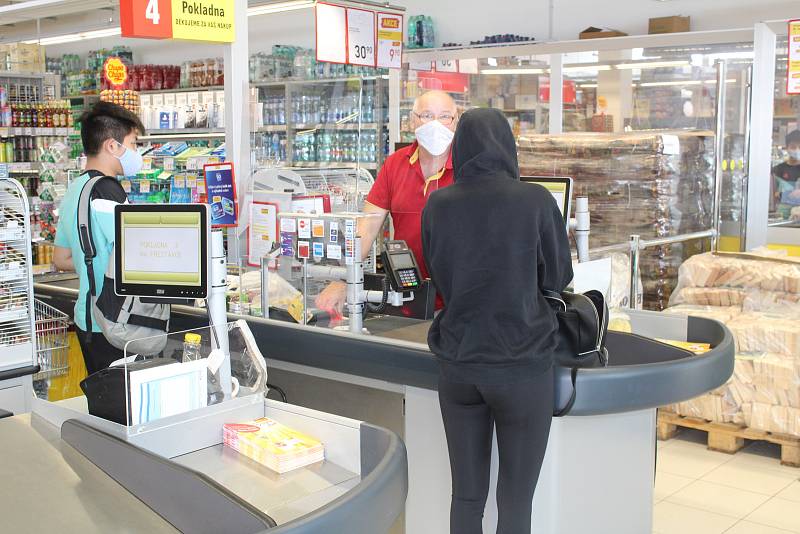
[415,120,454,156]
[789,149,800,161]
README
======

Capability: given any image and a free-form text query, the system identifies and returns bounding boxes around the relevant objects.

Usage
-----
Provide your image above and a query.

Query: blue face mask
[113,140,143,176]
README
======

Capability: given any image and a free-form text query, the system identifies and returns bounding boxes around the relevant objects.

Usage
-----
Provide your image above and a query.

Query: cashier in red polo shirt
[316,90,458,314]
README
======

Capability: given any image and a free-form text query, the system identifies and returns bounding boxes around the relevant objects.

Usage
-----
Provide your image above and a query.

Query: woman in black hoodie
[422,108,573,534]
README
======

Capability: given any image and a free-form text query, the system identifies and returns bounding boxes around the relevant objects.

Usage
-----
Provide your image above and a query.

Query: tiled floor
[653,429,800,534]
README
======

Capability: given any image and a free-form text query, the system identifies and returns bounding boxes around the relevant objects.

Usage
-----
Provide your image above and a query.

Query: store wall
[4,0,798,61]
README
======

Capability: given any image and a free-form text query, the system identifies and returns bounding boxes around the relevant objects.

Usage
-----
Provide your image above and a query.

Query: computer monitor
[115,204,210,299]
[521,176,573,227]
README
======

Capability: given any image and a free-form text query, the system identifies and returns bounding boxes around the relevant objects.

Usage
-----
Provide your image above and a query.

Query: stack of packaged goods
[223,418,325,474]
[100,90,140,114]
[664,251,800,438]
[517,130,717,310]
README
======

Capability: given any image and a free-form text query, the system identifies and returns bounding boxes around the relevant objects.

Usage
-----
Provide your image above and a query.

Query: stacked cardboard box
[664,252,800,437]
[0,44,45,73]
[517,130,716,309]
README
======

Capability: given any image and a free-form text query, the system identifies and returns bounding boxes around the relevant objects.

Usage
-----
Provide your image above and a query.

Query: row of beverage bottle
[251,49,387,83]
[0,135,66,163]
[407,15,436,49]
[2,101,73,129]
[293,130,384,164]
[261,93,382,126]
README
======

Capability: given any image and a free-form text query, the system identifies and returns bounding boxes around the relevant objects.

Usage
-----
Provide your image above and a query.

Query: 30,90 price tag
[346,8,376,67]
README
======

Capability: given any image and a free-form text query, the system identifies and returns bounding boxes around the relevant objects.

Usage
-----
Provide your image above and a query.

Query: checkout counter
[33,271,734,534]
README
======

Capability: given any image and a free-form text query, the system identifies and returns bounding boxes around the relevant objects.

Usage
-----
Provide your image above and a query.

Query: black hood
[452,107,520,183]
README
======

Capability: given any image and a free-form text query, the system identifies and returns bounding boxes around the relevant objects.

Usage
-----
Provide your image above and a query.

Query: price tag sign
[142,156,153,171]
[139,179,151,193]
[436,59,458,73]
[164,157,175,171]
[458,58,479,74]
[163,93,176,106]
[0,164,8,180]
[788,20,800,95]
[376,12,403,69]
[346,8,376,67]
[315,3,348,64]
[121,180,132,193]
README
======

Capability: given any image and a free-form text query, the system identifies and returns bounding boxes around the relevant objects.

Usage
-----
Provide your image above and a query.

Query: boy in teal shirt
[54,102,145,374]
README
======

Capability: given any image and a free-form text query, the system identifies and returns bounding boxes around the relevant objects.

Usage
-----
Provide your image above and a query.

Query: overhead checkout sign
[120,0,235,42]
[315,2,403,69]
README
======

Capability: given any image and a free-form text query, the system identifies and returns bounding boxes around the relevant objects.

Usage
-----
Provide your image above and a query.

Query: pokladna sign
[120,0,235,42]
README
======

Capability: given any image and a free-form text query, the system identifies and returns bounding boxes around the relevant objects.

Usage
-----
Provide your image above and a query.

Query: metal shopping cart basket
[33,299,70,380]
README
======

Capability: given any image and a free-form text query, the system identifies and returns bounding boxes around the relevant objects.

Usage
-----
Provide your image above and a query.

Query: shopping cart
[33,299,70,380]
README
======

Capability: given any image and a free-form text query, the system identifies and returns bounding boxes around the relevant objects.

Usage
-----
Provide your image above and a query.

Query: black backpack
[544,289,609,416]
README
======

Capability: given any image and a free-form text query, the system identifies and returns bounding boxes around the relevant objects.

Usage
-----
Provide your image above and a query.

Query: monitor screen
[520,176,573,226]
[115,204,210,299]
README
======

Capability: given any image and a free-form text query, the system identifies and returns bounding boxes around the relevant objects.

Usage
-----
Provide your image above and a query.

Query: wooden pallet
[657,410,800,468]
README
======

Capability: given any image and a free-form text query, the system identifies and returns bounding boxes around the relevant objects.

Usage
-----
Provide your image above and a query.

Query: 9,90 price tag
[347,8,376,67]
[376,12,403,69]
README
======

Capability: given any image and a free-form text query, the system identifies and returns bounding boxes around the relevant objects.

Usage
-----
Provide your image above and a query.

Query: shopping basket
[33,299,70,380]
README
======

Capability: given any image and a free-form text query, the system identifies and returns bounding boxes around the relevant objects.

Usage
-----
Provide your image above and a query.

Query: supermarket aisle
[653,429,800,534]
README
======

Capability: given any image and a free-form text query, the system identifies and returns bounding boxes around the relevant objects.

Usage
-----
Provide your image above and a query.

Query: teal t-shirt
[54,173,118,332]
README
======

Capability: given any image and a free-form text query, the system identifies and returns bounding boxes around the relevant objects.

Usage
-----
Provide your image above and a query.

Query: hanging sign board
[315,2,348,64]
[435,59,458,73]
[346,7,376,67]
[203,162,238,227]
[103,57,128,86]
[120,0,235,42]
[376,12,403,69]
[788,20,800,95]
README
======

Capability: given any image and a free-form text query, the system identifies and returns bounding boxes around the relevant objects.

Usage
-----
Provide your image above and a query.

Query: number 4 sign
[121,0,174,39]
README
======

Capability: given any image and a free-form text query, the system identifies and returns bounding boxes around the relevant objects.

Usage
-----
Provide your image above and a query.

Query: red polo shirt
[366,141,454,282]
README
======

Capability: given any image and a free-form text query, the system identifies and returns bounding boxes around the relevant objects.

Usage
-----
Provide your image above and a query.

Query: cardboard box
[505,94,537,111]
[648,16,690,35]
[0,43,45,72]
[579,27,628,40]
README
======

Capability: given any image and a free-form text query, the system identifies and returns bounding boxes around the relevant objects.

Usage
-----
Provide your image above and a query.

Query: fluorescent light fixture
[579,83,598,88]
[247,0,315,16]
[23,27,121,46]
[638,79,736,87]
[562,64,612,72]
[615,60,690,70]
[480,68,545,75]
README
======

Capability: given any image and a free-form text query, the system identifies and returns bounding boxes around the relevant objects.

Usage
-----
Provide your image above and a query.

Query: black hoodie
[421,108,573,385]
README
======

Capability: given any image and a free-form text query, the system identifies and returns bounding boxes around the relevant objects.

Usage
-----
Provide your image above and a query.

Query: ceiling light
[23,27,121,45]
[247,0,315,16]
[563,64,612,72]
[480,68,545,75]
[615,60,689,70]
[579,83,598,88]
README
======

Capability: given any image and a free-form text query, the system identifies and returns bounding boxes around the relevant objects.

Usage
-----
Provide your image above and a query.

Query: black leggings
[438,367,554,534]
[76,328,124,376]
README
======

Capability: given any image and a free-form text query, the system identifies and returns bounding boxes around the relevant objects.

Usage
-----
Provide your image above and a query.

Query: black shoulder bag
[544,289,609,416]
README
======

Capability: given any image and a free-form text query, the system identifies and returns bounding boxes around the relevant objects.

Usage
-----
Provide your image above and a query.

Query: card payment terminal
[380,240,423,292]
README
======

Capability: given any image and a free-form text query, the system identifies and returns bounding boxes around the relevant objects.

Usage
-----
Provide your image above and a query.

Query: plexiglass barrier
[122,320,266,428]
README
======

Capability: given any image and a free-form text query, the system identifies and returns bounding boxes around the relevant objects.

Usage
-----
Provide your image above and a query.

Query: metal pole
[712,59,727,253]
[628,234,641,310]
[346,237,365,334]
[301,259,308,326]
[739,65,753,252]
[260,256,269,319]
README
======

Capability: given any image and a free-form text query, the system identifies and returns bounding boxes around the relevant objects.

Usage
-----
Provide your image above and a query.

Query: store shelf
[0,226,27,242]
[139,128,225,140]
[139,86,224,95]
[0,268,26,283]
[0,307,28,323]
[65,94,100,100]
[0,71,46,80]
[291,122,381,131]
[256,125,288,132]
[0,127,74,137]
[291,161,377,170]
[251,75,387,88]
